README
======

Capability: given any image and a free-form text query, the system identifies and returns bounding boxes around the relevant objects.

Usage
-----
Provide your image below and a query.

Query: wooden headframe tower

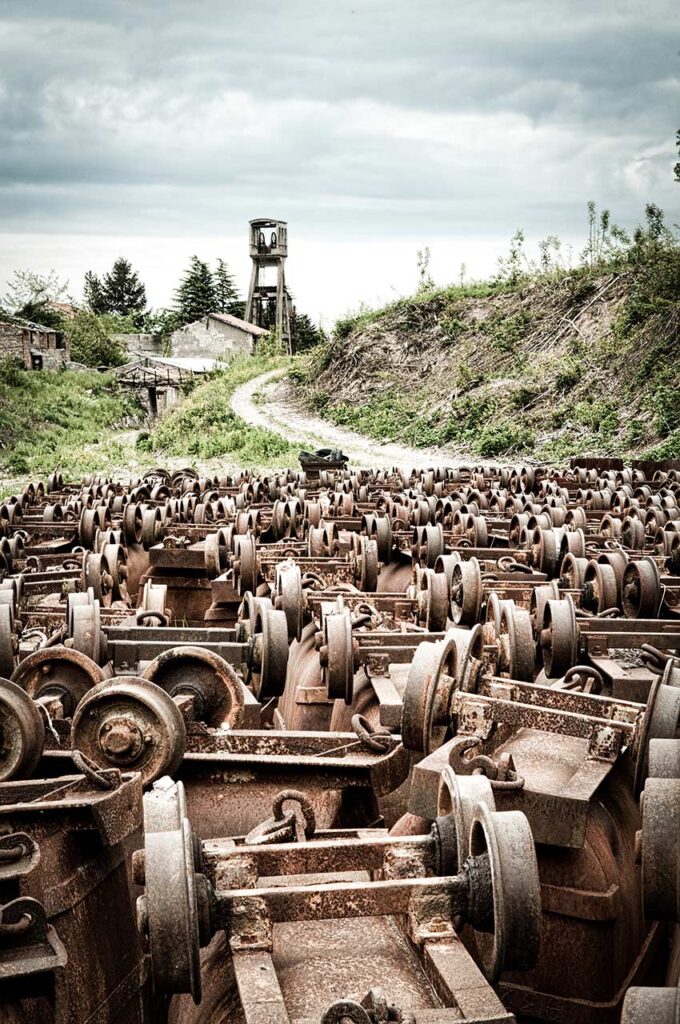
[245,218,293,353]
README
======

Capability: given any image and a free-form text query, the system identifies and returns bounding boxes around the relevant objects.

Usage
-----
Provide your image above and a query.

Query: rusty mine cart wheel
[71,676,187,785]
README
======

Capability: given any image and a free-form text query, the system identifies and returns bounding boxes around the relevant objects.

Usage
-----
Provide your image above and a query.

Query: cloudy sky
[0,1,678,324]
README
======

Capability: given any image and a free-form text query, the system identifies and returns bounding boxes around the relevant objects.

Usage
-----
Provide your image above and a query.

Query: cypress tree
[175,256,217,324]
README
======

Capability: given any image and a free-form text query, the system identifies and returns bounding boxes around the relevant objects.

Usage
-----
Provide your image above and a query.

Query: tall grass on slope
[0,360,143,479]
[148,355,300,465]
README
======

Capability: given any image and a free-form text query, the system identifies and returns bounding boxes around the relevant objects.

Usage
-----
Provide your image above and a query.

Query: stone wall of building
[112,333,163,358]
[0,322,69,369]
[170,318,255,360]
[0,323,25,362]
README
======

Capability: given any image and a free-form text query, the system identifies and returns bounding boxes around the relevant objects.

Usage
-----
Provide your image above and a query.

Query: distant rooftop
[205,312,269,336]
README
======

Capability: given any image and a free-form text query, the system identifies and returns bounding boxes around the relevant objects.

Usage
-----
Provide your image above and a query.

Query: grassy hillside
[0,353,302,486]
[293,206,680,461]
[0,362,144,480]
[146,353,301,465]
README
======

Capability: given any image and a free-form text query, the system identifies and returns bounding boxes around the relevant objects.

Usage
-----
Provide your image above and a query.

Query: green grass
[148,354,301,465]
[0,361,143,480]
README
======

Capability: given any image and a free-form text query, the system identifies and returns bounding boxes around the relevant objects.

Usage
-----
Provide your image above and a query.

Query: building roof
[0,314,57,333]
[249,217,286,227]
[115,356,203,389]
[152,355,218,373]
[46,301,79,317]
[207,312,269,336]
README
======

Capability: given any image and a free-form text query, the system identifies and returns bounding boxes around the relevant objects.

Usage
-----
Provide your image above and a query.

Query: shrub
[573,399,619,437]
[477,420,535,457]
[68,311,127,367]
[555,357,582,392]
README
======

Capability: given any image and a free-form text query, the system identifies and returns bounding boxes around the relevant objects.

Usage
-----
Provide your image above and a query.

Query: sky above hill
[0,0,678,324]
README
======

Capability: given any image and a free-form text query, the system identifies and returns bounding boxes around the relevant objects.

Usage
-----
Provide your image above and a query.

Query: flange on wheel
[143,646,245,729]
[416,567,449,632]
[450,558,483,627]
[238,592,272,639]
[204,527,231,579]
[468,804,541,983]
[401,635,457,754]
[12,646,105,719]
[352,534,379,592]
[582,560,618,615]
[540,596,578,679]
[0,678,45,781]
[0,602,15,678]
[248,607,289,700]
[633,666,680,796]
[71,676,186,785]
[621,986,680,1024]
[497,603,534,681]
[622,557,662,619]
[639,776,680,923]
[362,513,392,564]
[435,765,495,874]
[232,534,258,595]
[275,561,303,641]
[322,607,355,704]
[141,817,202,1002]
[68,597,105,665]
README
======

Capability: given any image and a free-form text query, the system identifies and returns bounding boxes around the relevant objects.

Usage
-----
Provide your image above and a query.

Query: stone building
[170,312,268,360]
[0,316,70,370]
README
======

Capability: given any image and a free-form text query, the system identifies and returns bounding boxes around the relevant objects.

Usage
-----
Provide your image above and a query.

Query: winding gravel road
[230,368,452,469]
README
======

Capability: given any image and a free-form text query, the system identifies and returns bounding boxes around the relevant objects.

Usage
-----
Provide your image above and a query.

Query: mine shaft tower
[245,218,294,353]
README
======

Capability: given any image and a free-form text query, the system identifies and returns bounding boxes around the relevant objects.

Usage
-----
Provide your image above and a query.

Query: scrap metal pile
[0,459,679,1024]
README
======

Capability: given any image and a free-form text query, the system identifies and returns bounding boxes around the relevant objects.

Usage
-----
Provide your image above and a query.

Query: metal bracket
[587,725,623,762]
[407,890,455,945]
[228,895,273,953]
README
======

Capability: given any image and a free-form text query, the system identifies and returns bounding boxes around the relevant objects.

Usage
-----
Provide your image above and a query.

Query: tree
[175,256,217,325]
[213,259,241,315]
[68,310,127,367]
[83,271,108,315]
[293,312,326,352]
[1,269,69,328]
[101,258,147,316]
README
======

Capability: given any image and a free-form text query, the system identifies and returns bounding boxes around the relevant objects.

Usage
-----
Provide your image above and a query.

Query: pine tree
[213,259,241,315]
[83,271,108,314]
[101,258,147,316]
[175,257,217,325]
[293,313,326,351]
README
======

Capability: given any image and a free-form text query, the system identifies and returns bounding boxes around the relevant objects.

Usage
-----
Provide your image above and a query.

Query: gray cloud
[0,0,678,310]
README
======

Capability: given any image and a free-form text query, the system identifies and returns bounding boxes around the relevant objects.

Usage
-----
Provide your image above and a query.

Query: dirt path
[231,368,455,470]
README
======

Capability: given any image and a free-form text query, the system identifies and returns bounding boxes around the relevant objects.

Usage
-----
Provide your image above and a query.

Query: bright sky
[1,1,678,324]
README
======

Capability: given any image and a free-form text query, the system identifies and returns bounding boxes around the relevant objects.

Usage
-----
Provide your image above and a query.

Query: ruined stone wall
[0,324,25,362]
[112,333,162,358]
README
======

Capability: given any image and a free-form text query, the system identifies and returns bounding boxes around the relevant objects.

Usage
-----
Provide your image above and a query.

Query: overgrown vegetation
[68,310,128,367]
[0,360,143,478]
[147,354,302,465]
[294,202,680,461]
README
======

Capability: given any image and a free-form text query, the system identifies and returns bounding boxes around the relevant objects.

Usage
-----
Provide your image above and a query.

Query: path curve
[231,368,454,470]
